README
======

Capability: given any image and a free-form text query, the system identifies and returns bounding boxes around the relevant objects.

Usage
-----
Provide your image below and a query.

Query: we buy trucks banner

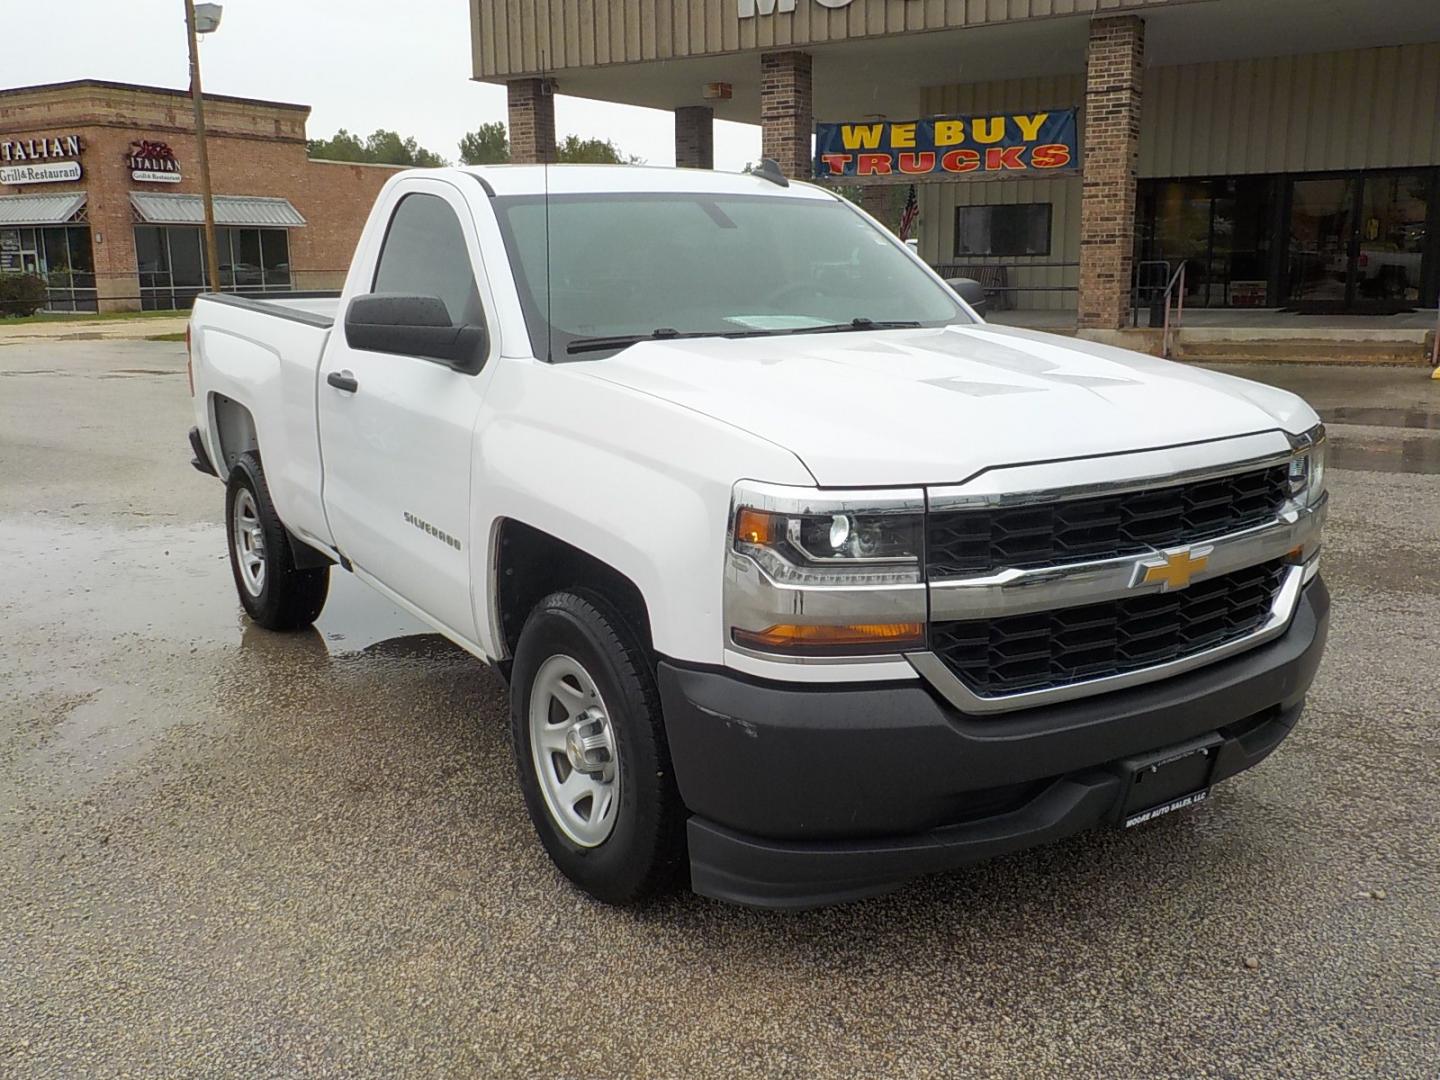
[814,109,1079,181]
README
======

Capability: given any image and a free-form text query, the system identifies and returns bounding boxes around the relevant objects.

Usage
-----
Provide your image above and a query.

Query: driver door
[318,179,495,644]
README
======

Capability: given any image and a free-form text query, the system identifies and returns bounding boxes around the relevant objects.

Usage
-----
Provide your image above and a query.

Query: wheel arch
[215,406,333,571]
[491,518,655,666]
[209,392,260,477]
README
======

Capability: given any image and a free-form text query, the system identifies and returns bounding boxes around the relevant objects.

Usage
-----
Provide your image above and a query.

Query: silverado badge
[1132,546,1212,592]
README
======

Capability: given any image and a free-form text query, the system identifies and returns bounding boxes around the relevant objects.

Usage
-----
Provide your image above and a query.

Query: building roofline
[0,78,311,114]
[307,157,410,170]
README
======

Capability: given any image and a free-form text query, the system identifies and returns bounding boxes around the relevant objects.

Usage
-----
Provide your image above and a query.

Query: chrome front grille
[929,558,1289,698]
[925,464,1290,578]
[909,444,1325,715]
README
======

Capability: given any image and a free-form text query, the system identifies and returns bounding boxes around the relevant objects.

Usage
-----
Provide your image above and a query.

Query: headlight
[1288,424,1327,506]
[733,506,922,586]
[1285,424,1327,580]
[727,483,926,657]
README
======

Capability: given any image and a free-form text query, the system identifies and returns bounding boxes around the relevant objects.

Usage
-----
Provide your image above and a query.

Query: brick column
[857,186,894,232]
[507,78,555,164]
[1077,15,1144,330]
[675,106,715,169]
[760,51,813,179]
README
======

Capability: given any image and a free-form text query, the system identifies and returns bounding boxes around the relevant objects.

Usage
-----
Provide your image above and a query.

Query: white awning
[129,192,307,228]
[0,191,87,226]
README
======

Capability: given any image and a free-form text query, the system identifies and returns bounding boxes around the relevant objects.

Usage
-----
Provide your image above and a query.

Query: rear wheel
[225,451,329,630]
[510,590,684,904]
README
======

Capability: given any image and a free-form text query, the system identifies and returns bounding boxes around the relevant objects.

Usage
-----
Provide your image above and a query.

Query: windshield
[491,192,972,359]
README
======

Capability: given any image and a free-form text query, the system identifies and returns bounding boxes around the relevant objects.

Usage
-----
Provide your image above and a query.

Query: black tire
[225,450,329,631]
[510,590,685,905]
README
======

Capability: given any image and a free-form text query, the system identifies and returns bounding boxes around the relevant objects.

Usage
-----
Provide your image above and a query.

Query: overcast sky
[4,0,759,169]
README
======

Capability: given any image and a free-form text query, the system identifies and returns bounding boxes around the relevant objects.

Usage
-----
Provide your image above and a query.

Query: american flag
[898,184,919,241]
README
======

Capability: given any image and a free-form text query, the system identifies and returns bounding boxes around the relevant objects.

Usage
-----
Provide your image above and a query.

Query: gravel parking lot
[2,339,1437,1078]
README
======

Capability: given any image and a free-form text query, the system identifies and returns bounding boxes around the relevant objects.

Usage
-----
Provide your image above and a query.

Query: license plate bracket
[1114,732,1222,828]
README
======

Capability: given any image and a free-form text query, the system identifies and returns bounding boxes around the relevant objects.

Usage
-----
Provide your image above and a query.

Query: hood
[577,324,1319,487]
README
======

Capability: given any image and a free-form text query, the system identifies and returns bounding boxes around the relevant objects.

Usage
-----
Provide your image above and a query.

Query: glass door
[1355,172,1428,305]
[1286,177,1355,305]
[1287,171,1433,310]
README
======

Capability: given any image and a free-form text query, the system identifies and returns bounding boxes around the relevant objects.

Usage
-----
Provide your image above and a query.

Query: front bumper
[659,578,1329,908]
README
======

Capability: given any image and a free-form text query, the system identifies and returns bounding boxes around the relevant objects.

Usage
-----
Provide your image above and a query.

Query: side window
[372,193,484,327]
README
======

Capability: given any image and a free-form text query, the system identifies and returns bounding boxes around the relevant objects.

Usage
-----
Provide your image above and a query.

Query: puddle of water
[0,517,431,656]
[1323,407,1440,430]
[313,576,433,655]
[0,518,473,804]
[1327,440,1440,475]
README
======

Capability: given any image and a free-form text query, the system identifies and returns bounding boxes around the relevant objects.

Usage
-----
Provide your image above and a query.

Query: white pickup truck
[187,164,1329,908]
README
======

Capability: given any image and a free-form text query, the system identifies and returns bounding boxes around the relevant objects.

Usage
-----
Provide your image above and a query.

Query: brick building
[0,80,401,312]
[474,0,1440,325]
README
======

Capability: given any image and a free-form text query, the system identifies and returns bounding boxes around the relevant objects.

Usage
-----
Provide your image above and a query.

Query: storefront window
[234,228,264,289]
[954,203,1051,257]
[1137,178,1273,308]
[1356,172,1428,303]
[1285,170,1434,310]
[135,226,292,310]
[0,224,97,313]
[1211,178,1273,307]
[1142,169,1435,312]
[167,227,206,310]
[261,230,291,287]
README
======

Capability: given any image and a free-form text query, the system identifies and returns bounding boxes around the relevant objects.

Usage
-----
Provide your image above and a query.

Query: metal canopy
[0,191,87,226]
[129,192,307,228]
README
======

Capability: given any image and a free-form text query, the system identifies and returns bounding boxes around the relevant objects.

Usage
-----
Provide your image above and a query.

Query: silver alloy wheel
[232,487,266,597]
[528,654,620,848]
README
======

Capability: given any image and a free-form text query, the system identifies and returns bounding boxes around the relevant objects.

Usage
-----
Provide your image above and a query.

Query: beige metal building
[470,0,1440,326]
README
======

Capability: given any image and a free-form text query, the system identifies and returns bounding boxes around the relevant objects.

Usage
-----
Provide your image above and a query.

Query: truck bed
[189,290,341,552]
[197,291,341,328]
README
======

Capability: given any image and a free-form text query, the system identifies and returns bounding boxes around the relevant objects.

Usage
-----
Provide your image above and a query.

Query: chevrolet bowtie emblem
[1132,546,1212,591]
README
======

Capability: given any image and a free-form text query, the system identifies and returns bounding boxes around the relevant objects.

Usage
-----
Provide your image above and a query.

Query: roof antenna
[756,157,789,188]
[541,60,554,363]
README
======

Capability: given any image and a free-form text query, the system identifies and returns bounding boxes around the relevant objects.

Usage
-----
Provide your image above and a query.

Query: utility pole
[184,0,222,294]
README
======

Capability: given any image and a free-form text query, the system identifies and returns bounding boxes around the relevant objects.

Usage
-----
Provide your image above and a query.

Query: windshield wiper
[566,328,712,354]
[801,318,923,334]
[565,319,922,355]
[566,326,801,354]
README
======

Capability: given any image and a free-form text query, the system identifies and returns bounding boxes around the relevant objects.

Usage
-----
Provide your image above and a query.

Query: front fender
[471,358,814,664]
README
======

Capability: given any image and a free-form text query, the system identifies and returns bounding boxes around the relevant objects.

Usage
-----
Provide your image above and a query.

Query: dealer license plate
[1123,788,1210,829]
[1115,732,1222,828]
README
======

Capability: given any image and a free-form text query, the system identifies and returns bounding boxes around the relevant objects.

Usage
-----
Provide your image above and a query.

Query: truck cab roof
[445,163,839,200]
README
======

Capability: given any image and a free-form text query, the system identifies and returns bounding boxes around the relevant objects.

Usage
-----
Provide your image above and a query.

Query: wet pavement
[2,342,1438,1079]
[1207,362,1440,476]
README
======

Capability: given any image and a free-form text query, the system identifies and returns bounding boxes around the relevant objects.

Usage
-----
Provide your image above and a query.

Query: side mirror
[344,293,487,373]
[945,277,990,318]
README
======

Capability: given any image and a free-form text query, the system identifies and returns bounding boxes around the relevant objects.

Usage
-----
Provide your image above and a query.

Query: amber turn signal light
[732,622,925,657]
[734,507,780,546]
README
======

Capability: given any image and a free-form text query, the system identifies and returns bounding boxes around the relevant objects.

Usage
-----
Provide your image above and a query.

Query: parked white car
[187,165,1329,908]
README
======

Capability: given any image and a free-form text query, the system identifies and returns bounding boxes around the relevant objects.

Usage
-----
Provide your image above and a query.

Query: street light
[194,3,222,33]
[184,0,223,295]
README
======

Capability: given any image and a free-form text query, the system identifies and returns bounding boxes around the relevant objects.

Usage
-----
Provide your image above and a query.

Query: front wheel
[510,590,684,904]
[225,451,329,630]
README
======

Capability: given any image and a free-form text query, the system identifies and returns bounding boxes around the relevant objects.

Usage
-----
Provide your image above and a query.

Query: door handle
[327,370,359,393]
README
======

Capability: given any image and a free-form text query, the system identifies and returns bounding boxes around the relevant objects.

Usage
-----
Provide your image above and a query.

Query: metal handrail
[1431,303,1439,372]
[1160,261,1187,359]
[1132,260,1172,328]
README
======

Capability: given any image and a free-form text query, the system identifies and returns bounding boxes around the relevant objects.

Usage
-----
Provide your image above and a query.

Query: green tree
[307,128,448,167]
[555,134,642,164]
[364,129,447,167]
[458,121,510,165]
[306,128,367,162]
